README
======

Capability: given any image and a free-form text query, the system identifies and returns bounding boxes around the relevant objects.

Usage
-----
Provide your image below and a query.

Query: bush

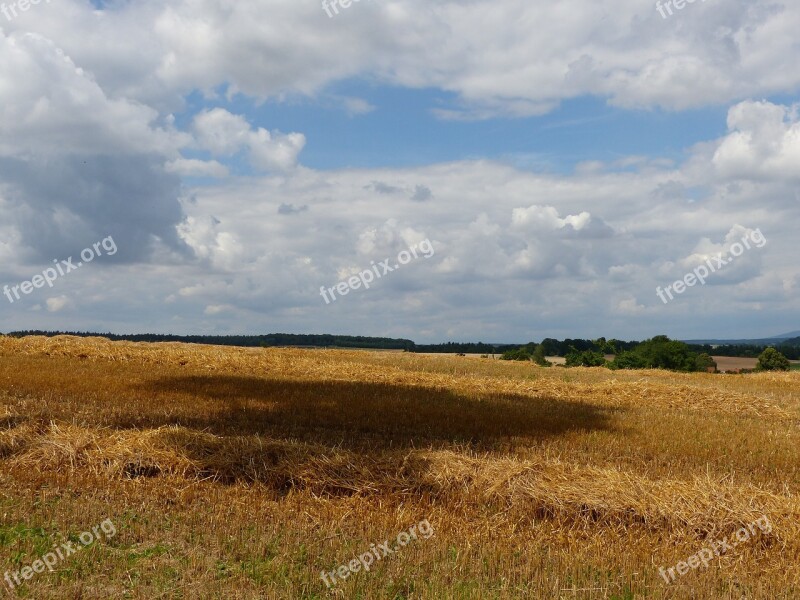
[565,350,606,367]
[531,344,550,366]
[609,336,698,372]
[756,347,791,371]
[695,353,717,372]
[636,335,697,371]
[608,350,648,370]
[501,344,550,365]
[500,349,532,361]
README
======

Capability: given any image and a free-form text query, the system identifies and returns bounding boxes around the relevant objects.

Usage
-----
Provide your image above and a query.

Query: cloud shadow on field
[132,375,621,451]
[0,368,624,494]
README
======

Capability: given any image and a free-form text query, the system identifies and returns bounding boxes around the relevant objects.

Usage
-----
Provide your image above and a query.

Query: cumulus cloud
[204,304,232,316]
[163,152,800,339]
[165,158,229,178]
[0,33,185,157]
[192,108,305,172]
[675,225,768,285]
[713,100,800,182]
[0,150,795,340]
[9,0,800,119]
[616,296,646,316]
[176,215,244,270]
[511,205,592,232]
[0,31,189,262]
[46,296,70,312]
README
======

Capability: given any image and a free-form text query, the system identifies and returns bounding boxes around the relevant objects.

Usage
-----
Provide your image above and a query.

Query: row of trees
[565,336,718,371]
[502,335,793,373]
[6,331,416,350]
[419,337,800,359]
[413,341,512,354]
[688,340,800,360]
[539,337,640,355]
[414,337,641,355]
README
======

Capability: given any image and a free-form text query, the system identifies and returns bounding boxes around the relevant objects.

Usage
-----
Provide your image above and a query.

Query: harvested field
[709,356,800,372]
[1,335,799,598]
[712,356,759,372]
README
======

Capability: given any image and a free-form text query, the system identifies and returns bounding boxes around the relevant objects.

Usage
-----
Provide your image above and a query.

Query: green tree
[695,353,718,372]
[565,349,606,367]
[593,337,615,354]
[608,336,699,371]
[609,350,648,370]
[500,348,532,361]
[635,335,697,371]
[540,338,561,356]
[756,347,791,371]
[531,344,550,366]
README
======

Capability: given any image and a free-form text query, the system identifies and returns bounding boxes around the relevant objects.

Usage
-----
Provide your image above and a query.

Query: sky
[0,0,798,343]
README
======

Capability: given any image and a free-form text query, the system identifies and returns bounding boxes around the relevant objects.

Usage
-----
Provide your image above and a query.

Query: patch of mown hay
[6,421,797,550]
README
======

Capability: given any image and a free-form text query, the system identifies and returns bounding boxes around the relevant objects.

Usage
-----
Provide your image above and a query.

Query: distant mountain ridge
[774,330,800,339]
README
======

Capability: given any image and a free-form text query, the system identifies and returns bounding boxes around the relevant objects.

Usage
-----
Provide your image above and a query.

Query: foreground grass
[0,336,799,598]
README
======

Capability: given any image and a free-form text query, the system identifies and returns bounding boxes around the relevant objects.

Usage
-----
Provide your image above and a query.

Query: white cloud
[0,30,189,262]
[46,296,70,312]
[616,296,646,315]
[511,205,592,232]
[204,304,232,315]
[341,96,376,116]
[9,0,800,119]
[0,33,186,158]
[192,108,305,172]
[165,158,229,178]
[0,151,795,340]
[713,100,800,182]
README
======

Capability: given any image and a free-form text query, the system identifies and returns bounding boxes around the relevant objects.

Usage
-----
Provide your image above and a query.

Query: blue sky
[182,86,730,173]
[1,0,799,342]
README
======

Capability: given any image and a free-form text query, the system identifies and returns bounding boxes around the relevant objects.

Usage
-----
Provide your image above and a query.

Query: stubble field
[1,335,799,599]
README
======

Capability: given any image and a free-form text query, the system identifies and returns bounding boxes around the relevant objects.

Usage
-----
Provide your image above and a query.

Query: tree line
[5,331,415,351]
[687,339,800,360]
[500,335,794,373]
[5,331,799,367]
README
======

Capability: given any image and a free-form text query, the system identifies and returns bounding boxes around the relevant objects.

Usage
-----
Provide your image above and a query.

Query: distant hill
[684,332,800,346]
[774,330,800,339]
